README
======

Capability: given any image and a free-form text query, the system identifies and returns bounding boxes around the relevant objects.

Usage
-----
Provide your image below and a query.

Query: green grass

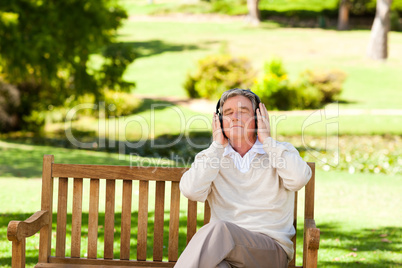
[1,166,401,267]
[118,20,402,111]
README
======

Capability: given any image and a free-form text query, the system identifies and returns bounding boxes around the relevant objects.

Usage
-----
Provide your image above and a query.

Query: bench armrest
[303,218,320,268]
[305,218,320,250]
[7,210,49,242]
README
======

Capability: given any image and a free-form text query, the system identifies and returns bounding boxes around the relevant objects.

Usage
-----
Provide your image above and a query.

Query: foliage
[104,90,143,117]
[0,0,135,132]
[297,135,402,176]
[253,59,298,110]
[253,59,330,110]
[183,54,256,100]
[0,80,20,132]
[299,69,347,103]
[210,0,248,15]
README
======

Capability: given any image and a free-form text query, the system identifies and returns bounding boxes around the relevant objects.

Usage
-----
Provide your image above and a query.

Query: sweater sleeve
[262,137,312,191]
[179,141,226,202]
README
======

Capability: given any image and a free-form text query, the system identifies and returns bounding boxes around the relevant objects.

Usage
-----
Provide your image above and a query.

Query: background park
[0,0,401,267]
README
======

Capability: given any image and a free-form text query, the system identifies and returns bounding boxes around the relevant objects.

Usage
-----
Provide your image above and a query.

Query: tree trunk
[367,0,393,60]
[247,0,261,25]
[338,0,350,30]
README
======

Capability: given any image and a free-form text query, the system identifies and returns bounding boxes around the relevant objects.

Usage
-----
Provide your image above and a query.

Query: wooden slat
[12,239,25,268]
[71,178,83,258]
[104,180,116,259]
[56,177,68,257]
[304,162,316,268]
[87,179,100,259]
[168,182,180,262]
[137,181,149,261]
[305,163,315,219]
[289,191,298,267]
[203,200,211,225]
[120,180,132,260]
[153,181,165,262]
[39,155,54,263]
[52,164,187,182]
[186,200,197,245]
[47,256,175,267]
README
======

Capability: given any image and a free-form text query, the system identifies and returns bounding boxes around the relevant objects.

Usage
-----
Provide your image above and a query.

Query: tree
[0,0,135,131]
[247,0,261,25]
[338,0,350,30]
[367,0,393,60]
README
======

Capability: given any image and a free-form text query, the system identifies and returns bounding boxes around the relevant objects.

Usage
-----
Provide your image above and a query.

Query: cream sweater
[179,137,312,261]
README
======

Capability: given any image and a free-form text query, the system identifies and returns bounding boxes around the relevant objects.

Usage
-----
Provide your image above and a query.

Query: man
[175,88,312,268]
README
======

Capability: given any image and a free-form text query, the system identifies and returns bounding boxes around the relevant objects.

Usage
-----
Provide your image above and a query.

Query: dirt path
[129,13,249,23]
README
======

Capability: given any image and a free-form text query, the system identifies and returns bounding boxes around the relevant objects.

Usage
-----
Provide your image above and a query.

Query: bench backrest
[39,155,315,267]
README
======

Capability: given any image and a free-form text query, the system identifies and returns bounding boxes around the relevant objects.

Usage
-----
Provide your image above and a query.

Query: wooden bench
[7,155,320,268]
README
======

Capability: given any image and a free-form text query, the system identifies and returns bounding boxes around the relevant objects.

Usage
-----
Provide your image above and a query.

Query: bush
[254,59,324,110]
[104,90,142,117]
[0,80,20,132]
[184,54,257,100]
[299,69,347,103]
[253,59,297,110]
[253,59,345,110]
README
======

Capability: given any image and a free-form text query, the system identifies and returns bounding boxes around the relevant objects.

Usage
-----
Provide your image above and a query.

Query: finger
[260,103,269,122]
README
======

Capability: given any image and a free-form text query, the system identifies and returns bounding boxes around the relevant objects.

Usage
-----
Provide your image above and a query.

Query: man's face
[221,95,256,144]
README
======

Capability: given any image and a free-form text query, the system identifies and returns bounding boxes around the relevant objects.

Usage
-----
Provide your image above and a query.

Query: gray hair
[219,88,259,113]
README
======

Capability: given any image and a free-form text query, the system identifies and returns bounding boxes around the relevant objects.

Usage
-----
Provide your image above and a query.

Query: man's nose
[231,111,240,120]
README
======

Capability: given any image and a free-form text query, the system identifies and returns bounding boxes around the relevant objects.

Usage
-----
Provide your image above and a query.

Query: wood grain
[137,181,149,261]
[87,179,100,259]
[168,182,180,262]
[56,178,68,257]
[120,180,132,260]
[153,181,165,262]
[52,164,187,182]
[38,155,54,263]
[104,180,116,259]
[71,178,83,258]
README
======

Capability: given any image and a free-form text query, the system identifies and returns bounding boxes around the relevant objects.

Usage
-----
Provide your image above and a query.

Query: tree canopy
[0,0,135,131]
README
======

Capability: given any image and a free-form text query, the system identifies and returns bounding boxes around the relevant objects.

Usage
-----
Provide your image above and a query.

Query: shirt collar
[223,138,266,157]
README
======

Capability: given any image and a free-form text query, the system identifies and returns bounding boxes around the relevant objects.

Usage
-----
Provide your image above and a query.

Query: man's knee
[203,220,231,234]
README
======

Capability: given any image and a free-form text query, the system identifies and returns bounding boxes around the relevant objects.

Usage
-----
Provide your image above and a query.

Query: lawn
[118,20,402,111]
[2,2,402,267]
[0,142,401,267]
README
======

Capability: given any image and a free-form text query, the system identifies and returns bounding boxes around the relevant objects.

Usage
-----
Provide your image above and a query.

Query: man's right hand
[213,113,228,147]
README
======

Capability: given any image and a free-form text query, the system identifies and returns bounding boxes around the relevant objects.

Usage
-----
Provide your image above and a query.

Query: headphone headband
[216,89,260,114]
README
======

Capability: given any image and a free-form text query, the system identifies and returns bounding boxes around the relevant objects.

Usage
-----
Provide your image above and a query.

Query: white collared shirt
[223,139,266,173]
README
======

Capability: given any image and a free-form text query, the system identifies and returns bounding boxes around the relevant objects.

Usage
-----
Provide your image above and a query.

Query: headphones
[216,89,261,139]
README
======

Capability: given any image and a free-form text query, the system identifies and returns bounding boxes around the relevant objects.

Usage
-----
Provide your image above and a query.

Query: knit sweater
[179,137,312,261]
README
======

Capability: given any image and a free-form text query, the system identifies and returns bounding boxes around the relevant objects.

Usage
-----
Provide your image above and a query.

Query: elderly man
[175,88,312,268]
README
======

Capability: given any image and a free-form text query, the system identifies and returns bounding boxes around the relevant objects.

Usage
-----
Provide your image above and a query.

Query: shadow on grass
[0,211,205,266]
[0,131,212,178]
[1,211,401,267]
[122,39,210,59]
[316,222,401,267]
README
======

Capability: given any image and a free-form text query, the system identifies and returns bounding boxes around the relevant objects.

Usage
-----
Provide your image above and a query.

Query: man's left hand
[257,102,271,143]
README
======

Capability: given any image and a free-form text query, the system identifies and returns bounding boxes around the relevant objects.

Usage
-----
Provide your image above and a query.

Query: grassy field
[119,20,402,110]
[0,142,401,267]
[1,2,402,267]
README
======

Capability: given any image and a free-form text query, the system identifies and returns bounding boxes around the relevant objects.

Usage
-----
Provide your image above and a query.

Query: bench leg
[12,239,25,268]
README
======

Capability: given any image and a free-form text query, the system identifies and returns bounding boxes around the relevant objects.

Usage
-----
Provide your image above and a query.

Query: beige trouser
[174,220,288,268]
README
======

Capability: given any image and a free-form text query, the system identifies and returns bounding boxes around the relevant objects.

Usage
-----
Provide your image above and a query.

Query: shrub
[253,59,302,110]
[104,90,142,117]
[300,69,347,103]
[253,59,345,110]
[184,54,257,100]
